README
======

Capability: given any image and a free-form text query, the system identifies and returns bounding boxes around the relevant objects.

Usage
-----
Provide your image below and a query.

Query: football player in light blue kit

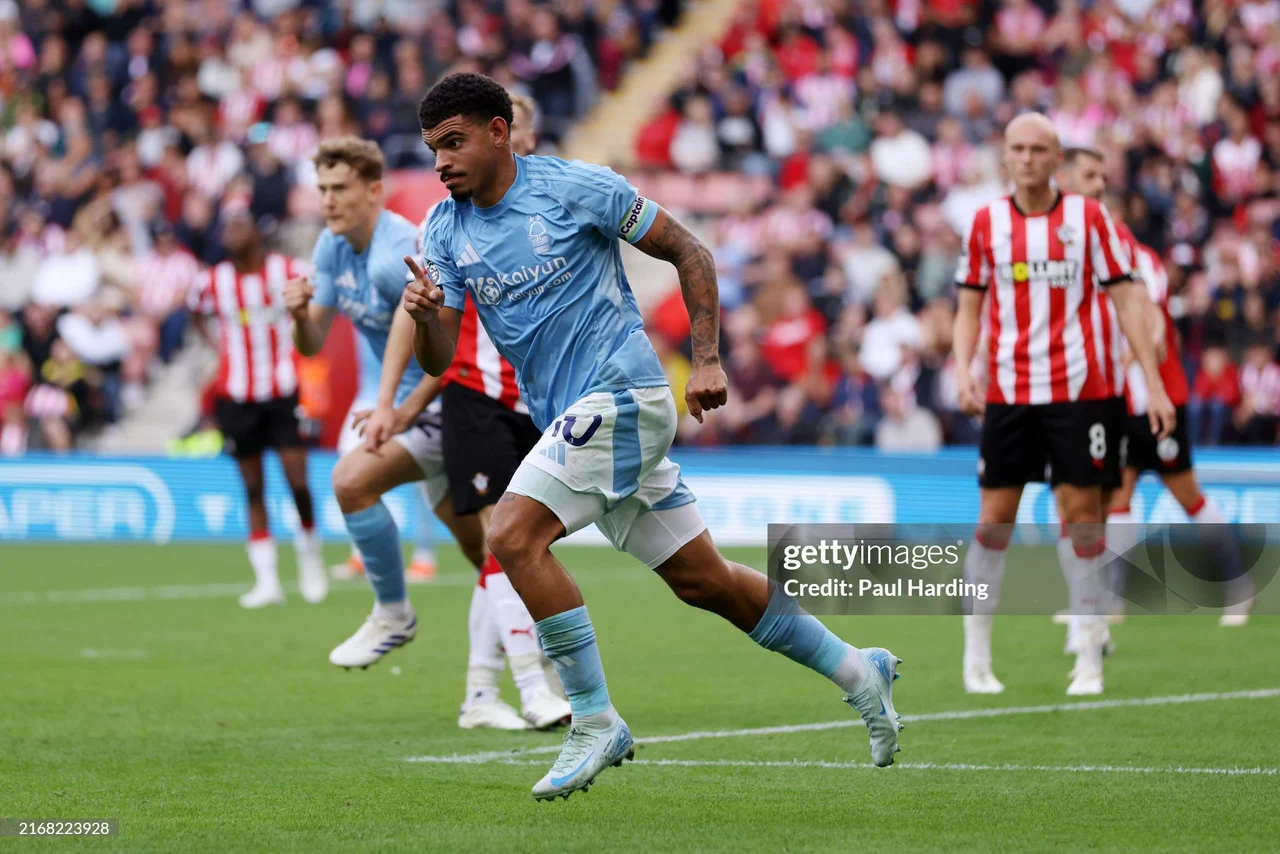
[330,332,440,584]
[285,136,487,669]
[406,73,905,801]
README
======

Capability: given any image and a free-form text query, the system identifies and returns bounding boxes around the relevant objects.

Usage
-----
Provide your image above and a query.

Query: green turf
[2,543,1277,852]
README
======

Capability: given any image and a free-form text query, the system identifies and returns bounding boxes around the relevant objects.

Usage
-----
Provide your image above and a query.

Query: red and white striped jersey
[1122,242,1191,414]
[1239,361,1280,416]
[188,254,306,403]
[418,207,526,413]
[136,247,201,317]
[956,192,1132,404]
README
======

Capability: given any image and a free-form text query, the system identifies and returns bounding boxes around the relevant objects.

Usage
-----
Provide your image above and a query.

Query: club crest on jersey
[528,216,550,255]
[1056,224,1078,246]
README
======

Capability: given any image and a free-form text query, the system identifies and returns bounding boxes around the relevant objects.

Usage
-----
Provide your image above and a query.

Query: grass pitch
[2,543,1277,852]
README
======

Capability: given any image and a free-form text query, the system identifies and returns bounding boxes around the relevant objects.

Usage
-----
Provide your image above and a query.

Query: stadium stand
[629,0,1280,449]
[1,0,1278,456]
[0,0,684,453]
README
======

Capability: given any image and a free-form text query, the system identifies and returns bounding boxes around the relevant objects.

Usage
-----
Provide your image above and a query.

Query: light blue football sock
[536,606,612,718]
[343,503,406,605]
[748,585,849,678]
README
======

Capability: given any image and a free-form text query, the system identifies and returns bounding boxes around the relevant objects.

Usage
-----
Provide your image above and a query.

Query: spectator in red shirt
[760,285,827,384]
[1189,343,1240,445]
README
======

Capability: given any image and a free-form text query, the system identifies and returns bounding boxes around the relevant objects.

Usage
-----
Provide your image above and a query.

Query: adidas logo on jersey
[457,242,482,267]
[539,443,567,467]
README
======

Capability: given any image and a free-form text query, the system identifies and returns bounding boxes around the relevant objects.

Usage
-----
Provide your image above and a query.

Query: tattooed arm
[633,207,728,422]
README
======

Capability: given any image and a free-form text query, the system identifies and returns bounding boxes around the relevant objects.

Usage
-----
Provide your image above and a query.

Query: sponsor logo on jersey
[457,243,482,266]
[336,271,358,291]
[996,260,1081,288]
[464,257,571,306]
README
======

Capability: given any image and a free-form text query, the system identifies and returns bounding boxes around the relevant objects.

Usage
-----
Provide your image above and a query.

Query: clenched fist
[685,362,729,423]
[403,256,445,323]
[284,275,315,317]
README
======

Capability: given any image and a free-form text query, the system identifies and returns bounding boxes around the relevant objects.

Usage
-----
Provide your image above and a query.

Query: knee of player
[331,463,370,510]
[486,513,545,566]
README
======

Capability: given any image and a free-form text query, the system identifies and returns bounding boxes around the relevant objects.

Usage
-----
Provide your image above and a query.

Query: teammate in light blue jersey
[407,73,905,801]
[330,333,440,585]
[285,136,488,670]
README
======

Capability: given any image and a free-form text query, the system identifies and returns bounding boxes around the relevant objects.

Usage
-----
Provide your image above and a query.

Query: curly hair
[418,73,514,132]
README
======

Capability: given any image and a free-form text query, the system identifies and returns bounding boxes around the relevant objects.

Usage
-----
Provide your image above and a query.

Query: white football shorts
[338,399,448,510]
[506,386,705,568]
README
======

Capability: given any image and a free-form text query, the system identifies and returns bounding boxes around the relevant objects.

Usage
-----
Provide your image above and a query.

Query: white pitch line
[0,570,654,607]
[405,687,1280,765]
[453,757,1279,777]
[0,577,476,607]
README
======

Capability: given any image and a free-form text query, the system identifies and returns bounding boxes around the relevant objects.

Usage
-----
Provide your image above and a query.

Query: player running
[1056,149,1253,629]
[417,92,571,730]
[406,73,903,801]
[187,208,328,609]
[953,114,1176,697]
[329,333,440,585]
[285,137,482,669]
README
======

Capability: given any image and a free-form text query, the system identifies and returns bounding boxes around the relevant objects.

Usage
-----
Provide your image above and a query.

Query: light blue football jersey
[312,209,423,407]
[422,155,666,430]
[352,332,383,408]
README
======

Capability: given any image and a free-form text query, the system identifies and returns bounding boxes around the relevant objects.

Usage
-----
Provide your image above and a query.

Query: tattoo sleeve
[637,210,720,366]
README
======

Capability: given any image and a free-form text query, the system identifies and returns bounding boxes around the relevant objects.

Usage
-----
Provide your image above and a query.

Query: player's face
[1064,156,1107,200]
[423,115,508,202]
[221,215,257,257]
[317,162,382,238]
[1004,121,1062,191]
[510,105,535,157]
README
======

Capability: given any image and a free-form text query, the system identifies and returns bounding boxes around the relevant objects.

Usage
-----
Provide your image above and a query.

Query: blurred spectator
[875,385,943,452]
[1189,344,1240,445]
[1233,340,1280,443]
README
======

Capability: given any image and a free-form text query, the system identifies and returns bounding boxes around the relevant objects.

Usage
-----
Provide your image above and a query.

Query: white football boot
[329,611,417,669]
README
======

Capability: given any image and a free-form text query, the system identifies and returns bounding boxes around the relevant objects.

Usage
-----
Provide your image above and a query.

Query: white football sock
[465,582,503,704]
[246,538,280,589]
[485,570,551,703]
[1190,496,1225,524]
[1104,509,1137,611]
[829,644,868,694]
[373,600,413,622]
[295,526,322,563]
[1060,534,1106,650]
[962,539,1007,667]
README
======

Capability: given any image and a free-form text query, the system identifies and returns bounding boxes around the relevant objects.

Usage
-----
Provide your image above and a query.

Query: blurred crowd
[0,0,679,454]
[637,0,1280,451]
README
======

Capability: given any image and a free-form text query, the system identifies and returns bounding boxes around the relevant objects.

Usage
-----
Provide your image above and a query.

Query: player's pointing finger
[404,255,428,283]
